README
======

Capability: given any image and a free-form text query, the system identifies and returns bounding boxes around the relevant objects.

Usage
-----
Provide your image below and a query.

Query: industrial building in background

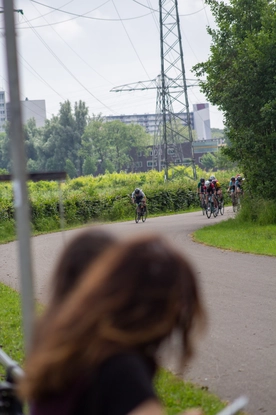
[6,97,46,128]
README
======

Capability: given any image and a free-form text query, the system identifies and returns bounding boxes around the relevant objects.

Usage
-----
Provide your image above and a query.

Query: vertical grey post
[3,0,34,351]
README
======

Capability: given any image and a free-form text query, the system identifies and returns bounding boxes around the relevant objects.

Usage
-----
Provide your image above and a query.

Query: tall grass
[236,195,276,225]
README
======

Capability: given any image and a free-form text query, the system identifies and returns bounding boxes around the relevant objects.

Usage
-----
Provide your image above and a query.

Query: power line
[0,30,67,103]
[28,2,114,87]
[132,0,208,17]
[111,0,151,80]
[23,16,117,114]
[14,0,76,25]
[28,0,152,22]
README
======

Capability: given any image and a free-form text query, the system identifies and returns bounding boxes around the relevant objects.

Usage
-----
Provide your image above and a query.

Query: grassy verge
[0,283,239,414]
[193,218,276,256]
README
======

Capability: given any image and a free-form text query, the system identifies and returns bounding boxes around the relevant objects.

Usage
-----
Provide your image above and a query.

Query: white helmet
[205,180,210,187]
[210,175,216,180]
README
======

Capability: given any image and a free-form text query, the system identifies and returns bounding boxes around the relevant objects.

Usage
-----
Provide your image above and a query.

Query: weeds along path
[0,208,275,415]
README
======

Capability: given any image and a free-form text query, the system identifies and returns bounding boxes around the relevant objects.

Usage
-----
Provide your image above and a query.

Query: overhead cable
[132,0,208,16]
[23,17,116,114]
[29,0,152,21]
[111,0,151,80]
[28,1,114,86]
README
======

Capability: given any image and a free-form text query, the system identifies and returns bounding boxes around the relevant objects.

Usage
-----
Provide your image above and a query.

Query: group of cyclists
[131,173,244,220]
[197,174,244,214]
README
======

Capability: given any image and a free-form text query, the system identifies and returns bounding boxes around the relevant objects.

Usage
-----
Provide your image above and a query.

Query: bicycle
[216,195,224,215]
[199,194,206,215]
[135,202,147,223]
[206,195,217,219]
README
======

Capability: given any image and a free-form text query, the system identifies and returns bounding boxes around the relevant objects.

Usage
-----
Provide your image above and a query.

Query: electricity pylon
[110,0,197,180]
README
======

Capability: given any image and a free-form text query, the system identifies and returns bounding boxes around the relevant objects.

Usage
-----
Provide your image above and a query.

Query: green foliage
[200,153,217,170]
[0,168,234,239]
[83,156,97,175]
[235,196,276,226]
[193,0,276,200]
[65,159,77,179]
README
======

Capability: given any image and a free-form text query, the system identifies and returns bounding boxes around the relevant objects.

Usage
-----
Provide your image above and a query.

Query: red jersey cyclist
[210,175,223,203]
[205,180,217,209]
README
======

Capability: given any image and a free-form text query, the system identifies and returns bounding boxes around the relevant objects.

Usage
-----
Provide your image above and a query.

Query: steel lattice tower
[156,0,196,179]
[110,0,197,180]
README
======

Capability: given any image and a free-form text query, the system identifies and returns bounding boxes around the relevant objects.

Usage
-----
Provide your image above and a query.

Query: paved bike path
[0,208,275,414]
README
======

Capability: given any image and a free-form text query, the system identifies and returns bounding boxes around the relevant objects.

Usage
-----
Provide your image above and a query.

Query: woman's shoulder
[100,352,156,381]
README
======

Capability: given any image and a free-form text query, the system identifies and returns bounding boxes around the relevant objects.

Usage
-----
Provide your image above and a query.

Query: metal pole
[3,0,34,352]
[0,348,24,381]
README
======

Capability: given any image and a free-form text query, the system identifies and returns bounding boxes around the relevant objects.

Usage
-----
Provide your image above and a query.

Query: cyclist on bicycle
[235,175,243,195]
[205,180,216,208]
[197,178,206,208]
[210,175,223,204]
[132,188,146,213]
[228,176,236,205]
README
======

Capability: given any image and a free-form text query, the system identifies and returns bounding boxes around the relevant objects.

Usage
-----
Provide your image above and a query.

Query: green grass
[0,283,241,414]
[155,369,226,415]
[193,219,276,256]
[0,284,24,379]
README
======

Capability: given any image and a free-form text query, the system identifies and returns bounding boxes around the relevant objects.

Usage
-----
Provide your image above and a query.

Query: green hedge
[0,177,232,233]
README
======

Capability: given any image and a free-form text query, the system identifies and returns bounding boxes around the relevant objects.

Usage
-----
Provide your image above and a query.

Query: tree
[83,157,97,175]
[82,117,151,174]
[65,159,77,178]
[200,153,217,170]
[193,0,276,199]
[37,100,89,173]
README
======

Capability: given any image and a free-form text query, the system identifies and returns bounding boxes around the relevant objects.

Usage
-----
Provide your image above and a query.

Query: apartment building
[6,98,46,128]
[105,103,211,140]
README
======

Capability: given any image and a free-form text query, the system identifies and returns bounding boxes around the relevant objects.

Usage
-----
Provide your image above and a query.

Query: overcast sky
[0,0,225,129]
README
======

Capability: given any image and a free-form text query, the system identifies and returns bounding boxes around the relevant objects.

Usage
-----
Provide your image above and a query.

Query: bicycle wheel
[135,210,140,223]
[142,208,147,222]
[219,200,224,215]
[201,200,205,215]
[206,201,212,219]
[212,204,218,218]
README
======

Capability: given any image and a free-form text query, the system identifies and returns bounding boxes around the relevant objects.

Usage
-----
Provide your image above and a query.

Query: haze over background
[0,0,225,129]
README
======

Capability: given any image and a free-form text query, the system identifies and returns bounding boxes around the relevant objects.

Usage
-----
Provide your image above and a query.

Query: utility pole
[3,0,34,352]
[111,1,197,180]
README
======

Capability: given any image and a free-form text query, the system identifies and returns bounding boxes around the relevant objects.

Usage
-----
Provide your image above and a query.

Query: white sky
[0,0,225,129]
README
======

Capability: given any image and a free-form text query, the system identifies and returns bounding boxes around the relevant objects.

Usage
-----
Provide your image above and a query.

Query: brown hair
[19,234,205,401]
[49,228,116,306]
[32,228,116,351]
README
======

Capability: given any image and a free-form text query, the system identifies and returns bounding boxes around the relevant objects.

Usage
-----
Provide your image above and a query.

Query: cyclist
[132,188,146,213]
[209,175,219,210]
[236,175,243,196]
[205,180,216,209]
[197,178,206,209]
[210,175,222,203]
[228,176,236,206]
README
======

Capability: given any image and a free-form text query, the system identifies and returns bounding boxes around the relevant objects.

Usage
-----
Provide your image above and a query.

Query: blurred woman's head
[20,233,206,401]
[49,228,116,305]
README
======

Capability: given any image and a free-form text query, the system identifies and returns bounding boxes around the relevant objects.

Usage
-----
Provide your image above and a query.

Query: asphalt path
[0,208,275,414]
